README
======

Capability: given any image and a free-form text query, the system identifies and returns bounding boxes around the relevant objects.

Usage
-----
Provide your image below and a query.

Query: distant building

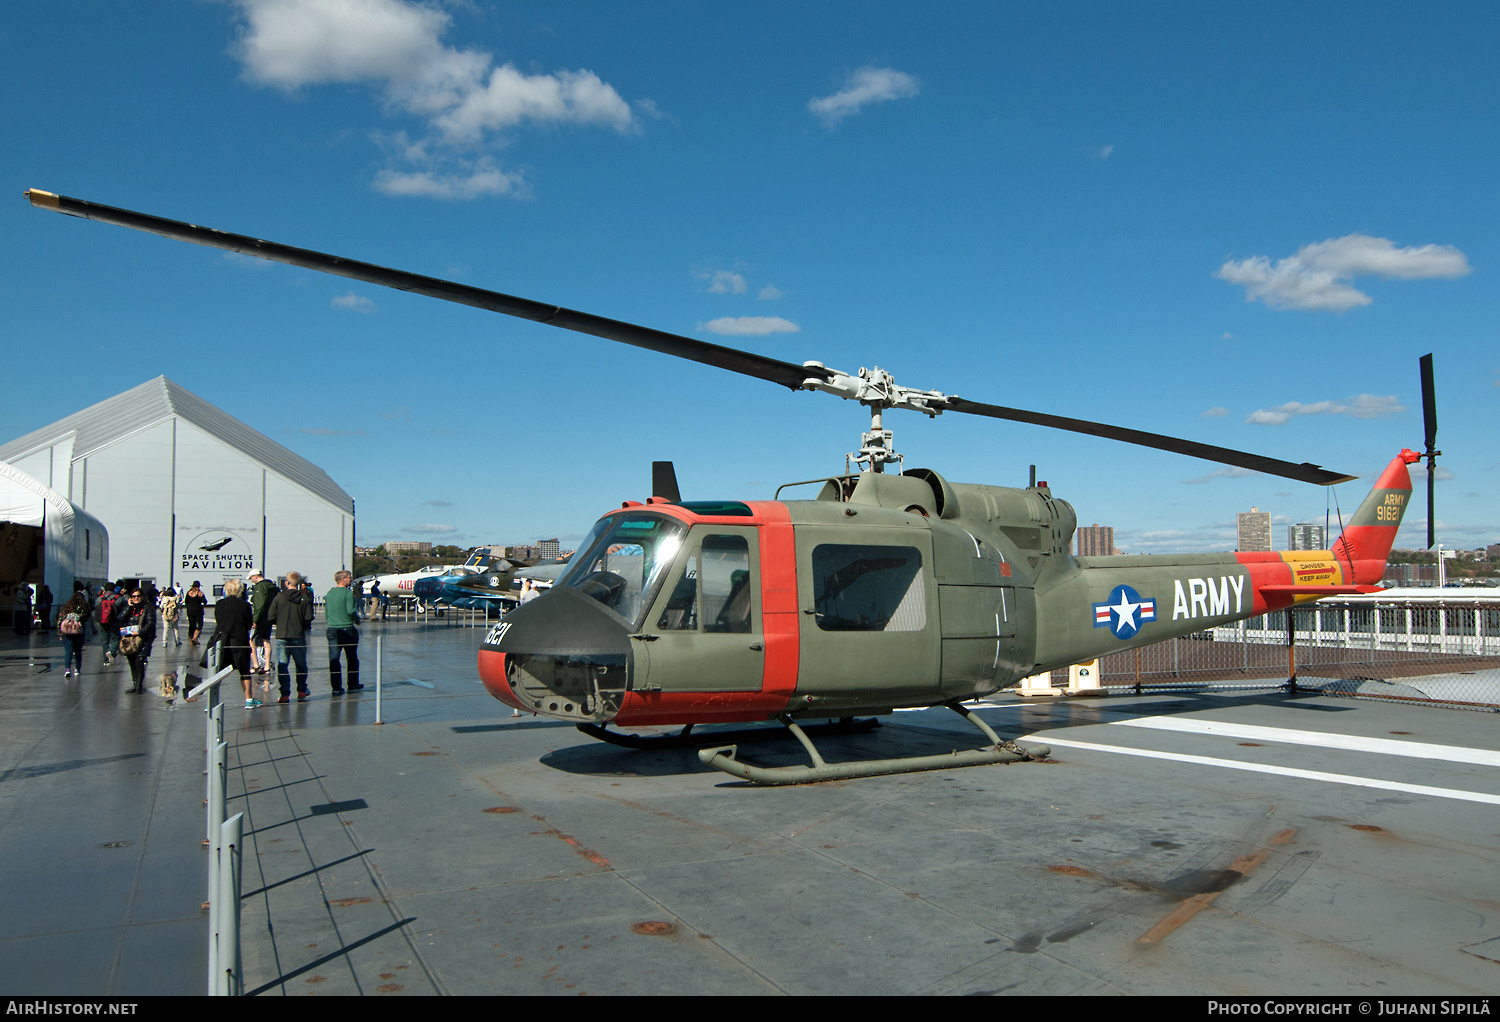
[500,539,563,562]
[1384,563,1440,587]
[1287,523,1327,551]
[1488,543,1500,560]
[1076,523,1115,557]
[385,541,432,554]
[1237,507,1272,552]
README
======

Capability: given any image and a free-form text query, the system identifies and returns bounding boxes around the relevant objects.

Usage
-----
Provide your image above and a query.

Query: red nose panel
[477,649,527,711]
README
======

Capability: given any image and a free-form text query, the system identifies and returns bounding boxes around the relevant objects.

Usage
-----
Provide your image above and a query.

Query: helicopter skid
[697,706,1051,786]
[577,717,880,750]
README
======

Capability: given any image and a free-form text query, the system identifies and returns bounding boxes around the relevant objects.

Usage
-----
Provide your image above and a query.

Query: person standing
[35,584,53,633]
[56,592,88,677]
[13,584,33,637]
[99,586,126,665]
[268,571,314,702]
[207,578,257,709]
[184,580,207,646]
[117,588,156,694]
[323,570,362,694]
[159,586,182,647]
[248,569,276,674]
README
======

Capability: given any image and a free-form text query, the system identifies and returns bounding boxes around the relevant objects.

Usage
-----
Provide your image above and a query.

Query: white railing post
[374,634,384,725]
[212,813,244,996]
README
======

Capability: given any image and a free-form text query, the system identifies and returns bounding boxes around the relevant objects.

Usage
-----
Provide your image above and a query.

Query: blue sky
[3,1,1496,554]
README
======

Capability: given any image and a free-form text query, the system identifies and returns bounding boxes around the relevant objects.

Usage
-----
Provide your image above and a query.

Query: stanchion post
[205,738,227,991]
[205,703,223,846]
[374,634,383,725]
[214,813,244,996]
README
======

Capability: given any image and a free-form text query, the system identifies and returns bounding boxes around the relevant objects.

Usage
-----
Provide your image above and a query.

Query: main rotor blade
[24,190,829,393]
[942,397,1357,486]
[27,189,1358,487]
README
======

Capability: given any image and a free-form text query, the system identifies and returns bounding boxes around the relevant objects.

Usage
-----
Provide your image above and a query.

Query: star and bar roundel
[1093,585,1157,640]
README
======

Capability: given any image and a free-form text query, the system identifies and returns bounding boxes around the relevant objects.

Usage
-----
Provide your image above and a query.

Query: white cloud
[808,67,920,127]
[758,284,783,300]
[331,291,376,313]
[404,523,457,534]
[697,270,747,295]
[701,316,800,336]
[1090,145,1113,160]
[1217,234,1471,311]
[1200,406,1229,418]
[232,0,634,198]
[1246,394,1405,425]
[435,65,635,141]
[373,164,525,200]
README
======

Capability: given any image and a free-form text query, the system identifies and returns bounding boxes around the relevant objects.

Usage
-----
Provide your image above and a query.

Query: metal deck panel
[1,620,1496,996]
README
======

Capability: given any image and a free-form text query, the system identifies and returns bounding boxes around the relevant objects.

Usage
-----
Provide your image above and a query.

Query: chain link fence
[1058,598,1500,712]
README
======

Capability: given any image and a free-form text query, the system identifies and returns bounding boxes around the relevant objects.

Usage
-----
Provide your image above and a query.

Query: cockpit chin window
[557,513,688,630]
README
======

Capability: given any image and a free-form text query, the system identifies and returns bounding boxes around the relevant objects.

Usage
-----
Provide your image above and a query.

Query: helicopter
[25,189,1434,785]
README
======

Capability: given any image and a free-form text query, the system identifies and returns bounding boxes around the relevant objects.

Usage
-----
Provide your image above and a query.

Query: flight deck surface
[1,618,1497,996]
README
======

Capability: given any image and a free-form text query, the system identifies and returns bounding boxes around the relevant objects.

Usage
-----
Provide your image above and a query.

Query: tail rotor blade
[652,461,682,503]
[1420,353,1438,453]
[1419,353,1439,549]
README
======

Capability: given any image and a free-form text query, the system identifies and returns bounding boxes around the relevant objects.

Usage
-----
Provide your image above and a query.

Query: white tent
[0,460,109,604]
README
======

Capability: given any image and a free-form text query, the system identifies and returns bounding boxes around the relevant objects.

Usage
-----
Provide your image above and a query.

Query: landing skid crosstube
[697,703,1052,786]
[576,716,881,750]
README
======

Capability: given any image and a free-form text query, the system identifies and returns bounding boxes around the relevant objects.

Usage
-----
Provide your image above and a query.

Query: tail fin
[1330,449,1418,584]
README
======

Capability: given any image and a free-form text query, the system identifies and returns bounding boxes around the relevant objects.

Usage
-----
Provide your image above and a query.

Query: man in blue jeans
[268,571,314,702]
[324,570,362,694]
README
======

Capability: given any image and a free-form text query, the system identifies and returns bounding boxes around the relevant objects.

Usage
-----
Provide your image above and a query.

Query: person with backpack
[99,586,126,666]
[57,593,88,677]
[159,587,182,647]
[248,569,277,674]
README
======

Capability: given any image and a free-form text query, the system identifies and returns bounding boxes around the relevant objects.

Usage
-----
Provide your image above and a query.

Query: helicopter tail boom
[1327,449,1419,585]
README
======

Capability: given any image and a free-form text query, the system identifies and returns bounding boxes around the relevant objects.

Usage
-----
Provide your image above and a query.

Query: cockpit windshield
[556,512,688,629]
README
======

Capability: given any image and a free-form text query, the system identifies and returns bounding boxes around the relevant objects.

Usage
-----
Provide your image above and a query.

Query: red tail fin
[1330,450,1418,584]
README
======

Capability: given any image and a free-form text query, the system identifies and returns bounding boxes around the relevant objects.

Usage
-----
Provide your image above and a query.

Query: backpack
[60,612,83,636]
[100,599,114,625]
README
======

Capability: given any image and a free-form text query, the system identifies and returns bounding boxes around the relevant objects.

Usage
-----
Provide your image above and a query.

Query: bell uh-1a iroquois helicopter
[26,189,1436,785]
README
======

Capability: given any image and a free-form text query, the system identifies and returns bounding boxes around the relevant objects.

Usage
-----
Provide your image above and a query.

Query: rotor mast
[801,364,947,474]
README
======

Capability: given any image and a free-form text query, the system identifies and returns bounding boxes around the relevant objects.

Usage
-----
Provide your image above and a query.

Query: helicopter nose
[477,587,632,723]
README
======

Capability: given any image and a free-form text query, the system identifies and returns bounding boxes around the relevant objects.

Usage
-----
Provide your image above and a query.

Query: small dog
[159,670,178,704]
